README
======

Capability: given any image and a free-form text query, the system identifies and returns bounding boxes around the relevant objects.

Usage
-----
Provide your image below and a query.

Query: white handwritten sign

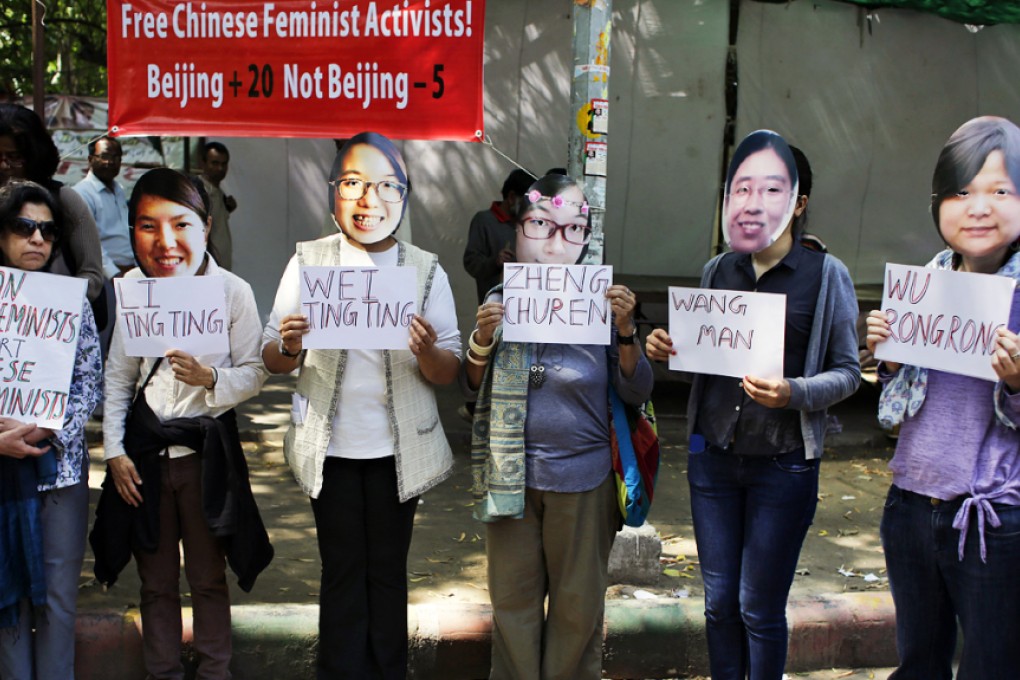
[0,268,87,429]
[115,276,229,357]
[300,266,417,350]
[668,286,785,379]
[875,263,1014,381]
[501,264,612,345]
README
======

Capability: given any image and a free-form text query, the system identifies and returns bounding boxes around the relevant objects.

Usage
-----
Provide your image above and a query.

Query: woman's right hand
[865,310,892,355]
[645,328,675,362]
[279,313,310,356]
[107,455,144,507]
[474,302,504,347]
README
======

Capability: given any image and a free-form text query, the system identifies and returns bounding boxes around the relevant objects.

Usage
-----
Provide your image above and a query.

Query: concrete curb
[74,593,898,679]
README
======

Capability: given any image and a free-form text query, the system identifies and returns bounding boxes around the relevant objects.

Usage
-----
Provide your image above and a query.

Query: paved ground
[78,370,903,678]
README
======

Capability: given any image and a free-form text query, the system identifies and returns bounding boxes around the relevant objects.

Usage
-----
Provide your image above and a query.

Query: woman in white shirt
[262,132,460,679]
[97,168,268,680]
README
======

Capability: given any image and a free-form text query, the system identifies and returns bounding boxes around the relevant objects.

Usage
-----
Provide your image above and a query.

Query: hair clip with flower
[527,190,590,216]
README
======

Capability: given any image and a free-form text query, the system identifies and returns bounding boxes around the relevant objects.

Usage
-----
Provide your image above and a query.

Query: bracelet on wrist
[205,366,218,390]
[466,349,489,367]
[469,329,495,357]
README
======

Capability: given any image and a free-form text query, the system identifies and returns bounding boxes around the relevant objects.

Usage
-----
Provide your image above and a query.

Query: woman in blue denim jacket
[646,135,860,680]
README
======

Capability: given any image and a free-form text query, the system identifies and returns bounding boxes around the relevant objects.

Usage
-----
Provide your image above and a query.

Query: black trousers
[311,456,418,680]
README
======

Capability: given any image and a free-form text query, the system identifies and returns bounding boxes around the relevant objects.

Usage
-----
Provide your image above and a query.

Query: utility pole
[568,0,612,265]
[32,0,46,121]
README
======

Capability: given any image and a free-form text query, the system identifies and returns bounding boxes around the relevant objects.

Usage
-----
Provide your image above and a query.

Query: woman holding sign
[0,180,102,680]
[262,132,460,680]
[464,173,653,679]
[646,132,860,680]
[95,168,270,680]
[866,116,1020,679]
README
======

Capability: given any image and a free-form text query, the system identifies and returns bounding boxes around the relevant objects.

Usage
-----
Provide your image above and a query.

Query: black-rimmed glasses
[329,178,407,203]
[520,217,592,245]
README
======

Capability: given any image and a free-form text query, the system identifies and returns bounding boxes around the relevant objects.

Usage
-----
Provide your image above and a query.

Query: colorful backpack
[608,384,660,527]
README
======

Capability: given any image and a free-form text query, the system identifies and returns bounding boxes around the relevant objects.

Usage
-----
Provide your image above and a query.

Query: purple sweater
[889,294,1020,560]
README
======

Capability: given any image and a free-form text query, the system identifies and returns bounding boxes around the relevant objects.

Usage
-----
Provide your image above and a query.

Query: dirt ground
[77,375,895,615]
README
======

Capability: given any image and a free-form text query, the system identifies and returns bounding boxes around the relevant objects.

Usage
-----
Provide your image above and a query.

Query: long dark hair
[0,104,61,186]
[0,180,64,267]
[931,116,1020,233]
[328,132,410,233]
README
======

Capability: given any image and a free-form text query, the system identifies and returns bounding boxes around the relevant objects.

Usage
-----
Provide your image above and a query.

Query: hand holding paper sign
[0,420,49,458]
[409,315,459,385]
[606,284,637,337]
[165,349,216,389]
[645,328,675,362]
[865,310,901,374]
[741,375,791,408]
[991,327,1020,391]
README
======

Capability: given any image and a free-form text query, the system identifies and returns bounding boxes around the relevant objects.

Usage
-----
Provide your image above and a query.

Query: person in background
[463,168,534,304]
[866,115,1020,679]
[199,141,237,270]
[0,180,103,680]
[0,103,105,302]
[74,135,135,278]
[646,131,860,680]
[262,132,460,679]
[465,173,653,679]
[93,168,270,680]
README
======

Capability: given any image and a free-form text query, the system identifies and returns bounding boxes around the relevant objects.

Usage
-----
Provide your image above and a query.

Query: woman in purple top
[867,116,1020,680]
[464,173,653,679]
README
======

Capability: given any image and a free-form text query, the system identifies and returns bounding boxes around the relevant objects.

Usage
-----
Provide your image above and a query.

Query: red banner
[107,0,485,141]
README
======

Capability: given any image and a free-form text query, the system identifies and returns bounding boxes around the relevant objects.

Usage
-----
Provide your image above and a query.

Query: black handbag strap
[139,357,163,393]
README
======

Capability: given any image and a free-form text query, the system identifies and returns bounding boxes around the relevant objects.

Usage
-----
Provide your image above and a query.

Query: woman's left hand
[165,349,215,388]
[606,285,637,335]
[409,314,438,356]
[992,327,1020,391]
[742,375,791,408]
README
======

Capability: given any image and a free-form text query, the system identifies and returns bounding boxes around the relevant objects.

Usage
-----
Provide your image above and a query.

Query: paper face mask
[722,130,799,254]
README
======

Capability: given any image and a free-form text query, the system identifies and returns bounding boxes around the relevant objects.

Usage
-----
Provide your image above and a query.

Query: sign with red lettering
[875,263,1014,381]
[115,276,230,357]
[107,0,485,141]
[0,268,87,429]
[667,286,785,379]
[501,264,613,345]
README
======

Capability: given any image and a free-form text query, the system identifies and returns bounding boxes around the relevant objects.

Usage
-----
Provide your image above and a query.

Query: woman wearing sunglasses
[463,173,653,679]
[0,180,102,680]
[262,132,460,679]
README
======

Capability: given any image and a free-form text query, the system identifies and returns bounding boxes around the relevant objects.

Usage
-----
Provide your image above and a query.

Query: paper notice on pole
[667,286,785,379]
[874,263,1014,381]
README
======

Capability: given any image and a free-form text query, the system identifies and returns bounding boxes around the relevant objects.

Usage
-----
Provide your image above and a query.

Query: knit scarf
[878,248,1020,430]
[471,325,532,522]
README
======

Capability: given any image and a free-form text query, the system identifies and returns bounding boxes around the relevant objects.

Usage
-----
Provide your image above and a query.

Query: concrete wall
[219,0,1020,332]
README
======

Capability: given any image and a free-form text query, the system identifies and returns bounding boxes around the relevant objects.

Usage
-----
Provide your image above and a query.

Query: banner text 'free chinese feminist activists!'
[108,1,485,141]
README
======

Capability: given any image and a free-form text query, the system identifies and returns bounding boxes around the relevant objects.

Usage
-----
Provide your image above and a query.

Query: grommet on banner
[474,130,483,139]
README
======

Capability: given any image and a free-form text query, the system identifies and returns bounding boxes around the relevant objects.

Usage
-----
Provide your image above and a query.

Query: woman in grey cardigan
[646,134,860,680]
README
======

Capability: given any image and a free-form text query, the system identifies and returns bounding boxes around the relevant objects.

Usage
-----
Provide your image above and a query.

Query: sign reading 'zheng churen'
[0,268,87,429]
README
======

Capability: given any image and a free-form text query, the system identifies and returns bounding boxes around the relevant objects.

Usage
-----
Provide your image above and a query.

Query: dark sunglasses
[10,217,58,242]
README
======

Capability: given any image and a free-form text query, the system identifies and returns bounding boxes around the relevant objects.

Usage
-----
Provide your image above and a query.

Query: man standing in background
[199,141,237,270]
[463,168,533,303]
[74,135,134,278]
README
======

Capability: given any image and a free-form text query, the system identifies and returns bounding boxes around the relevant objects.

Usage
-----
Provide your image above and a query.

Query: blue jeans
[688,447,819,680]
[880,485,1020,680]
